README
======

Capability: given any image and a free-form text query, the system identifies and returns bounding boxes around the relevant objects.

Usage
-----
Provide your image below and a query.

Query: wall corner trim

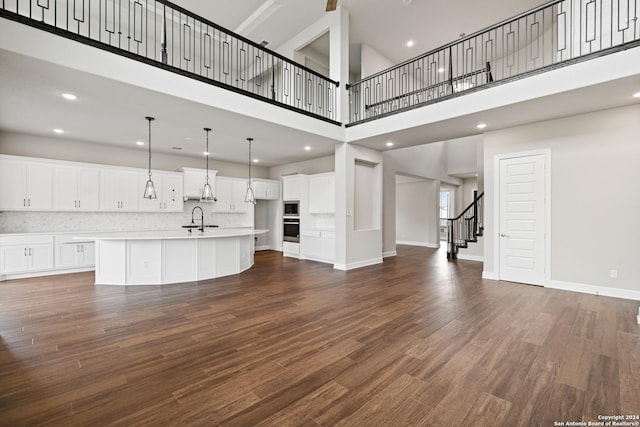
[333,257,383,271]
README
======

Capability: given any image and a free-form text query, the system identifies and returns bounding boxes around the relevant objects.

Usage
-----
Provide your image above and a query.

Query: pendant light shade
[143,116,157,200]
[201,127,216,202]
[244,137,256,205]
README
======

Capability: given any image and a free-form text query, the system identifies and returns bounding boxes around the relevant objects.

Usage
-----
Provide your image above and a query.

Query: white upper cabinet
[161,173,184,211]
[138,172,184,212]
[215,177,249,213]
[253,179,280,200]
[0,158,53,210]
[100,169,141,211]
[53,165,100,210]
[308,173,335,214]
[180,167,217,201]
[282,175,303,201]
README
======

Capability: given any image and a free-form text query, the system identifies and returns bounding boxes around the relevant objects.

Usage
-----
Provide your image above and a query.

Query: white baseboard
[482,271,499,280]
[333,257,383,271]
[382,250,397,258]
[457,254,484,262]
[396,240,439,248]
[0,267,94,282]
[547,280,640,301]
[255,245,271,251]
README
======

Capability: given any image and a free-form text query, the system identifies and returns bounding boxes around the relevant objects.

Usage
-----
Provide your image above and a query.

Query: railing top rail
[347,0,563,88]
[448,192,484,221]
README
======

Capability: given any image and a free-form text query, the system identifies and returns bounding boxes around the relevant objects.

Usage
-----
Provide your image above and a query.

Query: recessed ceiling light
[406,40,414,47]
[386,141,394,147]
[476,123,487,129]
[203,151,210,155]
[438,68,445,73]
[253,159,259,163]
[61,93,77,101]
[171,146,183,150]
[633,91,640,98]
[304,146,311,151]
[136,141,144,146]
[53,128,64,134]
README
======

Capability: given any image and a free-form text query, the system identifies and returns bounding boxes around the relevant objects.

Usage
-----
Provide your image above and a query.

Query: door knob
[500,233,509,237]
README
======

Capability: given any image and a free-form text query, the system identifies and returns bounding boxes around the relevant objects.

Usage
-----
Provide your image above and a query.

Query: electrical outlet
[610,269,618,279]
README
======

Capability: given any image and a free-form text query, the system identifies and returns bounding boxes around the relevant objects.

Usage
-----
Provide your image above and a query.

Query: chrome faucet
[191,206,204,232]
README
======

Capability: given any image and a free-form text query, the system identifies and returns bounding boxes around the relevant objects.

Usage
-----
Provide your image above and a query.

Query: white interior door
[499,154,546,285]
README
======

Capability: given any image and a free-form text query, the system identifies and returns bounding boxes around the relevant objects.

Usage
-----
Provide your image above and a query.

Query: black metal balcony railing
[346,0,640,125]
[0,0,340,124]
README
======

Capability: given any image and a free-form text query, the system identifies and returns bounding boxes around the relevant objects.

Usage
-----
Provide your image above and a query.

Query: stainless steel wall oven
[283,217,300,243]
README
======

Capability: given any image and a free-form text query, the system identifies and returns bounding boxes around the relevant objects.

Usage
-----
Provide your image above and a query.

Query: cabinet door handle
[28,199,31,207]
[24,248,27,256]
[164,202,167,209]
[23,199,26,207]
[80,244,84,253]
[78,200,80,208]
[28,248,32,256]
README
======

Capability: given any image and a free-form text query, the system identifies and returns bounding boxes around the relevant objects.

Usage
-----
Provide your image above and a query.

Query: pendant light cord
[146,116,155,178]
[247,138,253,181]
[204,128,211,183]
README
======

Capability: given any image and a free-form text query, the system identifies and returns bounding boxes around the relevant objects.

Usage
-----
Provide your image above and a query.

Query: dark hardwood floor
[0,246,638,426]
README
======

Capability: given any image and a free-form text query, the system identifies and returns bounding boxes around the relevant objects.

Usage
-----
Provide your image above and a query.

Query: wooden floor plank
[0,247,638,425]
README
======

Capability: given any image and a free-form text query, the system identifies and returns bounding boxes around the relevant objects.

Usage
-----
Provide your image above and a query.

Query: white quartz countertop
[74,228,267,241]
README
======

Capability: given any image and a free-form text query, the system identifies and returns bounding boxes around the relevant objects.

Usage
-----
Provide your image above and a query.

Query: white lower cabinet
[300,230,335,263]
[0,236,54,275]
[282,241,300,258]
[55,241,95,269]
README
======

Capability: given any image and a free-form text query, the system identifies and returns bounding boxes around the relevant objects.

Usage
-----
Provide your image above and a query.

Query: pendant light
[201,127,216,202]
[244,137,256,204]
[143,116,157,199]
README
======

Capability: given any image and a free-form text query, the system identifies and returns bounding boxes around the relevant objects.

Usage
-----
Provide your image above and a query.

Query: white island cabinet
[81,229,256,285]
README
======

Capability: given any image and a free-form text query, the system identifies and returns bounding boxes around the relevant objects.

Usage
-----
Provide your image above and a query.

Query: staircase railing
[347,0,640,125]
[447,191,484,260]
[0,0,340,124]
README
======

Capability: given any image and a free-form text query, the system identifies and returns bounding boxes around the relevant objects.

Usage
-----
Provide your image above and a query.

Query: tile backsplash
[0,201,250,234]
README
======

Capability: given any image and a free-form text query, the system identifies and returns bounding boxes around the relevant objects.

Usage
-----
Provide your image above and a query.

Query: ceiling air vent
[258,40,270,47]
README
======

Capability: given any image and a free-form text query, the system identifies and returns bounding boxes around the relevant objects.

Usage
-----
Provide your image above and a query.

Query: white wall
[360,44,394,79]
[0,131,269,179]
[269,155,335,179]
[447,135,480,177]
[335,143,383,269]
[483,104,640,297]
[396,179,438,247]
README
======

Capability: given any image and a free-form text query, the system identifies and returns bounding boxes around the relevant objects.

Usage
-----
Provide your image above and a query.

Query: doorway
[439,186,455,241]
[496,151,550,286]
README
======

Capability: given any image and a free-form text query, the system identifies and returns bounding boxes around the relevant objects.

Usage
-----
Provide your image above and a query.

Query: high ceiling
[0,0,637,168]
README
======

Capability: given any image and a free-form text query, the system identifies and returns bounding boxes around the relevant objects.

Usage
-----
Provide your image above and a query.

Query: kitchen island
[78,229,264,285]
